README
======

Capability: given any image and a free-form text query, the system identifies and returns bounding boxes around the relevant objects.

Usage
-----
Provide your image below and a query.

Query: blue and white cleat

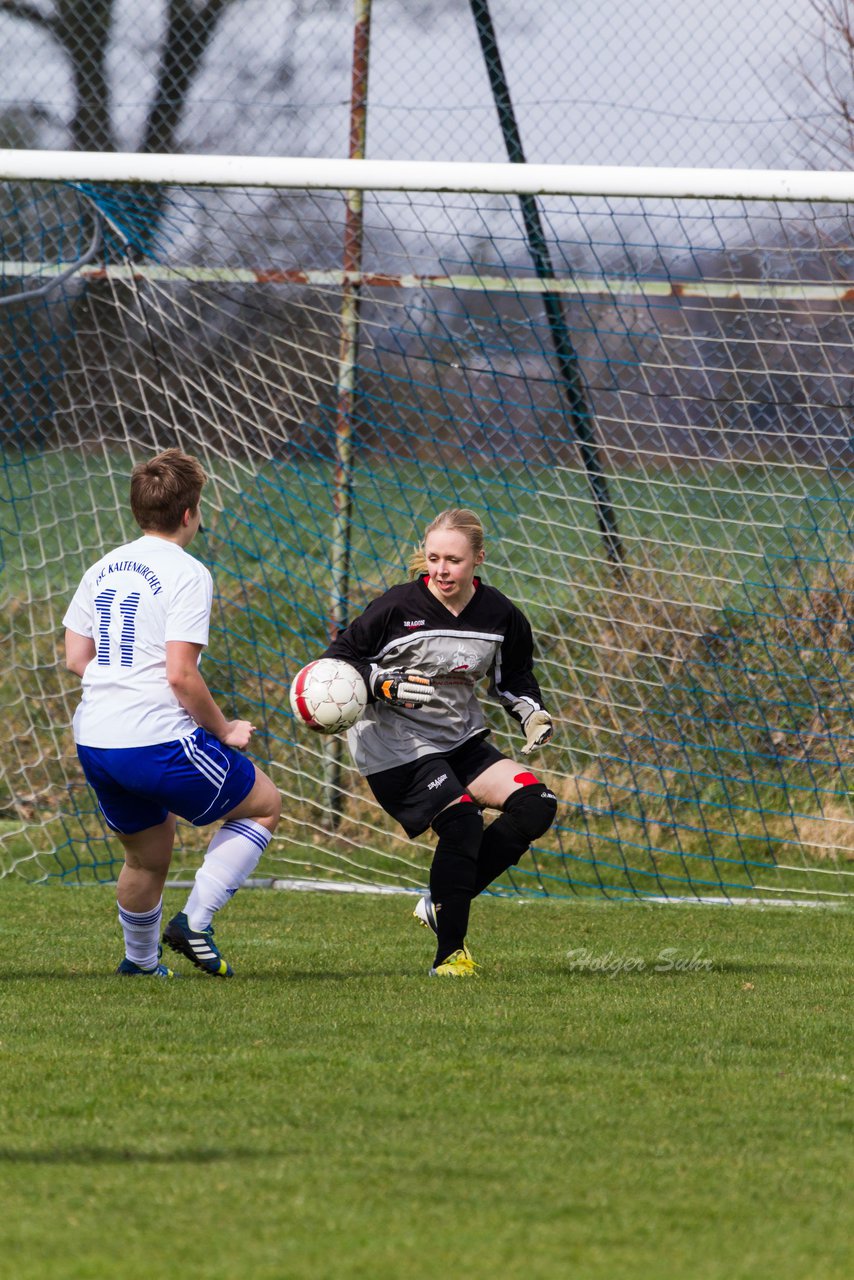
[116,947,176,978]
[412,893,438,935]
[162,911,234,977]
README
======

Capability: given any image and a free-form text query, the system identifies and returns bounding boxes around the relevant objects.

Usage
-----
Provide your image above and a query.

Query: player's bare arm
[65,628,96,677]
[165,640,255,749]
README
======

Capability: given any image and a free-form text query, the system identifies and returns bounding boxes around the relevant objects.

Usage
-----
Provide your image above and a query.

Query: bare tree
[0,0,239,152]
[798,0,854,164]
[140,1,236,155]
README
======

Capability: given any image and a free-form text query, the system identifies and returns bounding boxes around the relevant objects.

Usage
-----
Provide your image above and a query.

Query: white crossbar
[0,149,852,202]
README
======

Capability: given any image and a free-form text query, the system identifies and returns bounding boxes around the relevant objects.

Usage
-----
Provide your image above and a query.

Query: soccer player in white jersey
[322,507,557,977]
[63,449,281,977]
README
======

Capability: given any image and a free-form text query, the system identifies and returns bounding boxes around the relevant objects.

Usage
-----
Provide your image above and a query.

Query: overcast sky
[0,0,831,168]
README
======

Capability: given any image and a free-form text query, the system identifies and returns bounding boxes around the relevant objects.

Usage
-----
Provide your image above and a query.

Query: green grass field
[4,446,853,903]
[0,884,851,1280]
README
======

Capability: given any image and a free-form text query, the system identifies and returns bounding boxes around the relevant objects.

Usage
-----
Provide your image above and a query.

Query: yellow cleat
[429,946,479,978]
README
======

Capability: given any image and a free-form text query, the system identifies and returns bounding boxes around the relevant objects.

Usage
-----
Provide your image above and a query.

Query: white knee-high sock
[118,899,163,969]
[184,819,272,932]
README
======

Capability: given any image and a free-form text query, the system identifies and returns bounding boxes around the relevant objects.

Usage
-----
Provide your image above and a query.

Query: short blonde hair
[408,507,485,578]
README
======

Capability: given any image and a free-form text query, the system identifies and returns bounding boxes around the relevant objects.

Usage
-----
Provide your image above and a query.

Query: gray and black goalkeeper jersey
[322,575,547,776]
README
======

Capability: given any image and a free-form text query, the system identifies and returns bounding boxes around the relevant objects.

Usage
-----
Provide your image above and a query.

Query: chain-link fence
[0,1,849,168]
[1,4,852,896]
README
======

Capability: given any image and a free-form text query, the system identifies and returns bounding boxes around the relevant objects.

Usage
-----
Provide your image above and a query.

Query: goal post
[1,149,853,200]
[1,151,852,904]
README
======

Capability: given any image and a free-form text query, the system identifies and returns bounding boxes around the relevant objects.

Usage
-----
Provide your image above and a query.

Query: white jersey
[63,534,213,748]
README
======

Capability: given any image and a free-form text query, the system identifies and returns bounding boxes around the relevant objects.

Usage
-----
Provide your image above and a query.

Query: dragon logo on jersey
[449,644,481,673]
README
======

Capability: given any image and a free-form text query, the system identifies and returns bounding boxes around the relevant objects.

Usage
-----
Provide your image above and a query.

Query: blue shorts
[76,728,257,835]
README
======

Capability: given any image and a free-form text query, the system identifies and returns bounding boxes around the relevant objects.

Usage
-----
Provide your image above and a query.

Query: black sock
[473,783,558,896]
[473,813,528,896]
[429,802,483,965]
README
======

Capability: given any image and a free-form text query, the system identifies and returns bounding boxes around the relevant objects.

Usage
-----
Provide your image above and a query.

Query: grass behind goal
[0,884,851,1280]
[1,159,853,902]
[3,446,851,902]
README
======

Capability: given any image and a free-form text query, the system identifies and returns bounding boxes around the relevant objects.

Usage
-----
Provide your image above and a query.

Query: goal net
[1,153,852,904]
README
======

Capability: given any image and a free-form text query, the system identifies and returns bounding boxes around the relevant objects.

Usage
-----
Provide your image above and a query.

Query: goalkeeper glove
[373,669,435,710]
[521,709,553,755]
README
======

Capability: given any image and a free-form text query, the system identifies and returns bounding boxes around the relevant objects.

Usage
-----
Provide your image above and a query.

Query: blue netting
[2,179,851,901]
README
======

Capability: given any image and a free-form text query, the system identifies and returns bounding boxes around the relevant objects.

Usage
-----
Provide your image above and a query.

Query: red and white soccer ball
[289,658,368,735]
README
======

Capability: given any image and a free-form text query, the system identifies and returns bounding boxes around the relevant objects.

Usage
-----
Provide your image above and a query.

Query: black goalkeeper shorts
[366,733,505,838]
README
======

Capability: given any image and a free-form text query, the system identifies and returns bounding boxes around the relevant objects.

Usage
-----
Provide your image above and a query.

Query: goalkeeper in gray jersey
[323,507,557,977]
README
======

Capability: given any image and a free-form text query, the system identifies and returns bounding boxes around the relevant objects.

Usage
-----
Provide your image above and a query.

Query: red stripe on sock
[513,771,539,787]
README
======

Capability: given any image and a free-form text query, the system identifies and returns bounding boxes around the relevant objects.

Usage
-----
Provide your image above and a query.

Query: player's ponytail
[408,507,485,578]
[407,543,428,578]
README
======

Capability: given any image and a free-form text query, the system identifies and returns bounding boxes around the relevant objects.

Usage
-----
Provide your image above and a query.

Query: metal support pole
[326,0,372,824]
[469,0,623,566]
